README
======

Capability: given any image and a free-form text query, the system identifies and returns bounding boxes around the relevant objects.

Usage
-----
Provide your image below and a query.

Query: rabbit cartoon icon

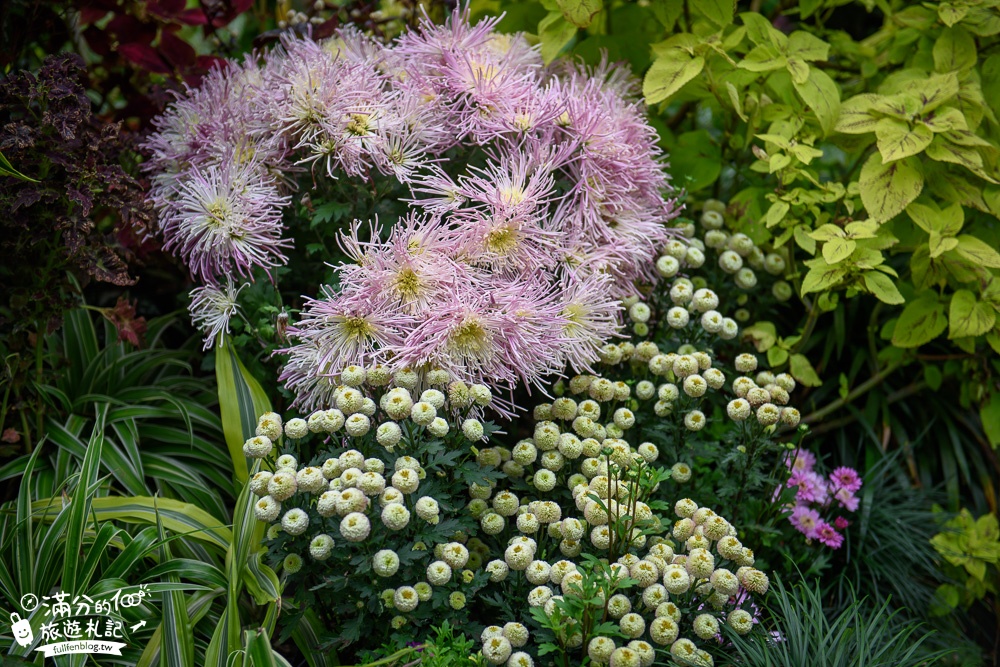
[10,612,34,647]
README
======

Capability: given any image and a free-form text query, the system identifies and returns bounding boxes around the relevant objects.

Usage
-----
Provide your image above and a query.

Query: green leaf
[538,11,577,64]
[801,257,847,294]
[767,346,789,367]
[981,391,1000,449]
[907,201,964,236]
[765,200,790,227]
[741,12,784,47]
[809,224,847,242]
[917,72,961,112]
[835,94,882,134]
[555,0,602,28]
[859,153,924,222]
[696,0,734,27]
[822,236,856,264]
[875,118,933,162]
[934,26,977,72]
[216,336,273,485]
[949,289,997,338]
[792,67,840,135]
[922,107,968,134]
[891,294,948,348]
[862,271,905,304]
[800,0,823,19]
[789,353,822,387]
[953,235,1000,268]
[938,2,969,27]
[668,130,721,191]
[739,45,787,73]
[63,405,107,595]
[930,232,960,258]
[925,139,998,183]
[0,150,38,182]
[742,321,777,352]
[787,31,830,61]
[643,52,705,104]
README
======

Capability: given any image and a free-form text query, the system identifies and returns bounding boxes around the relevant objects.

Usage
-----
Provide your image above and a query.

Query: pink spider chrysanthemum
[164,155,292,282]
[188,279,248,350]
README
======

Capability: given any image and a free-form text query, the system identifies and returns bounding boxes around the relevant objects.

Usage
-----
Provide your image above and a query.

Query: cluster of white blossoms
[464,388,767,667]
[725,354,801,428]
[245,366,498,622]
[661,199,795,322]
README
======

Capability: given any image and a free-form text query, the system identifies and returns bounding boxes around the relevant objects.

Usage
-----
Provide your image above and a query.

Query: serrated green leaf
[862,271,905,304]
[739,45,787,72]
[953,234,1000,268]
[822,236,856,264]
[917,72,961,112]
[787,31,830,61]
[696,0,734,27]
[891,294,948,347]
[809,224,846,242]
[922,106,968,134]
[925,138,998,183]
[556,0,602,28]
[765,200,790,227]
[875,117,933,162]
[934,26,977,72]
[643,52,705,104]
[949,289,997,338]
[789,353,822,387]
[538,11,577,64]
[801,258,847,294]
[852,92,901,130]
[859,153,924,222]
[938,2,969,27]
[792,67,840,135]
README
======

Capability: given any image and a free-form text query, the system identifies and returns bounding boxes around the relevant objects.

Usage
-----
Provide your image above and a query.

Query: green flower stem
[802,360,904,425]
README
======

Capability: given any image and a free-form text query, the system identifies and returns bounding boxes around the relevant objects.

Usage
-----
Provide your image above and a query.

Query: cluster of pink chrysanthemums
[144,10,678,410]
[783,450,862,550]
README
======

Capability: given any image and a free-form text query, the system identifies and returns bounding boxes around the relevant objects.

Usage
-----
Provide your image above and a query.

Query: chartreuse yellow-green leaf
[802,256,847,294]
[835,94,882,134]
[875,118,933,162]
[949,289,997,339]
[538,11,577,64]
[952,235,1000,268]
[863,271,905,304]
[555,0,602,28]
[859,153,924,222]
[891,293,948,348]
[934,26,977,72]
[696,0,735,27]
[789,353,822,387]
[793,68,840,135]
[643,51,705,104]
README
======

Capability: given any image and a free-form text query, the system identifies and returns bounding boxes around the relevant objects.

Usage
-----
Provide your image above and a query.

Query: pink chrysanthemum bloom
[188,279,248,350]
[788,470,829,505]
[833,487,860,512]
[834,516,850,530]
[815,521,844,549]
[787,449,816,473]
[164,156,291,282]
[557,273,623,372]
[281,293,414,409]
[829,467,863,493]
[788,505,821,539]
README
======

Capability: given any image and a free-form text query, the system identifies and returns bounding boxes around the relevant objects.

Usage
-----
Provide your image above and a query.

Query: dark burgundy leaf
[178,8,209,25]
[159,31,196,68]
[117,42,171,74]
[78,7,111,25]
[148,0,186,18]
[107,15,156,45]
[82,25,112,57]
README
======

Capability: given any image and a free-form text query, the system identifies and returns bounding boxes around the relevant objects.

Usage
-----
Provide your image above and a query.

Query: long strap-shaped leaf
[63,403,107,594]
[216,335,272,485]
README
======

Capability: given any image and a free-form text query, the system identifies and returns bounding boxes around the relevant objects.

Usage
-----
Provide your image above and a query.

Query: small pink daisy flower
[815,521,844,549]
